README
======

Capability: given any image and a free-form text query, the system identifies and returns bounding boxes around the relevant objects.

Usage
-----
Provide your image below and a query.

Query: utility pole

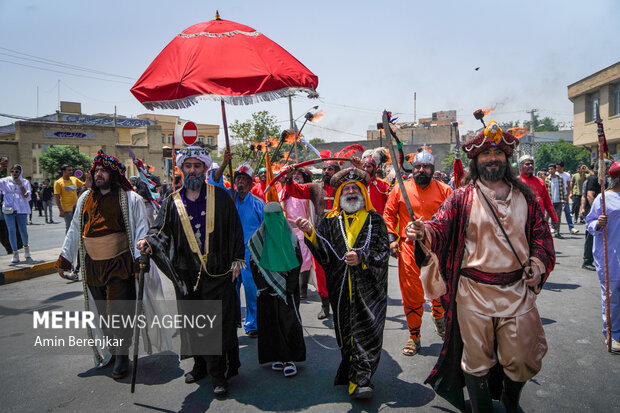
[413,91,417,124]
[288,96,294,129]
[527,109,537,156]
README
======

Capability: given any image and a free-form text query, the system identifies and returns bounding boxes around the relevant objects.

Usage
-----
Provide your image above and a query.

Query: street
[0,221,618,413]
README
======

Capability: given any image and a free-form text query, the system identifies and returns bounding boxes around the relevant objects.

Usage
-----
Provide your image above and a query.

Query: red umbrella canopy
[131,17,319,110]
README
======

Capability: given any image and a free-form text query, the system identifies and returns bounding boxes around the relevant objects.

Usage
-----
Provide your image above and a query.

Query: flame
[458,122,464,126]
[268,137,279,146]
[309,110,325,123]
[482,105,497,117]
[284,130,296,144]
[508,127,528,138]
[405,153,417,162]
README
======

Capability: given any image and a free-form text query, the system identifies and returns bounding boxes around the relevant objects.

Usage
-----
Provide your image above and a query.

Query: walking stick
[595,105,612,353]
[131,252,150,393]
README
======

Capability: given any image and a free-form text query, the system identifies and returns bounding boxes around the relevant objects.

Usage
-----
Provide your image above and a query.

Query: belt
[461,267,523,286]
[83,232,130,261]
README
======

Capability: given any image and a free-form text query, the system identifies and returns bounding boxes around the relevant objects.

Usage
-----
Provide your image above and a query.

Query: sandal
[283,362,297,377]
[271,361,284,371]
[402,338,421,356]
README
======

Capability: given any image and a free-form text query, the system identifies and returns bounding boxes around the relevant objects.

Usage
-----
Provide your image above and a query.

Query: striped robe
[305,210,389,387]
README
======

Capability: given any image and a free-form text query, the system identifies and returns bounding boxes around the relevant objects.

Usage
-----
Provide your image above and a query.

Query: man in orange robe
[383,148,452,356]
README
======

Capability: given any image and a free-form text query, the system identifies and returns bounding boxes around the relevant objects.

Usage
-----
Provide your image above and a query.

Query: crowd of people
[1,119,617,411]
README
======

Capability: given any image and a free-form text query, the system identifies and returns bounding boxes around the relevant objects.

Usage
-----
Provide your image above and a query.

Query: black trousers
[88,276,136,354]
[583,231,594,265]
[571,195,581,221]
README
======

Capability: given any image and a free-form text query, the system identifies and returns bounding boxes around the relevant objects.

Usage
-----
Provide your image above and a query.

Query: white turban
[518,154,534,164]
[176,146,212,170]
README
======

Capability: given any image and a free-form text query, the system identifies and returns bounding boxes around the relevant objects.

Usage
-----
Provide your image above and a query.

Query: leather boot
[464,373,493,413]
[112,355,130,379]
[317,296,330,320]
[501,376,525,413]
[299,271,310,300]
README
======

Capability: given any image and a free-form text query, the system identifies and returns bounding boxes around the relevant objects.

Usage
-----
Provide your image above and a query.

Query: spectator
[54,164,85,233]
[25,176,36,224]
[518,155,560,232]
[0,164,32,263]
[40,178,55,223]
[571,164,589,224]
[582,160,612,271]
[556,161,579,234]
[545,164,566,239]
[538,170,547,180]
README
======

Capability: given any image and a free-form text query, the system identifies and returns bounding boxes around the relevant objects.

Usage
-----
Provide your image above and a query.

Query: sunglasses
[10,170,20,173]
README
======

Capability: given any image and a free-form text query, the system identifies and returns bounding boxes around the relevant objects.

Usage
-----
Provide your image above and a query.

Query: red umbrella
[131,13,319,189]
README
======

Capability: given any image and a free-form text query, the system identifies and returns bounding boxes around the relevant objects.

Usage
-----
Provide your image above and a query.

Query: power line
[0,46,135,80]
[0,59,133,84]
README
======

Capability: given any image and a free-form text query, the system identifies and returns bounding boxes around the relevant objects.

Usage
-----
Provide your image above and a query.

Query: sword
[130,252,150,393]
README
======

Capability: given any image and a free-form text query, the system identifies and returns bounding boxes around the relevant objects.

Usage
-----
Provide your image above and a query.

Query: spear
[595,104,612,353]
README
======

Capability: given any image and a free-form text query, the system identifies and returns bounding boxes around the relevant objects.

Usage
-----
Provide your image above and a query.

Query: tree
[441,149,468,171]
[523,113,559,132]
[39,145,92,179]
[500,120,520,129]
[229,111,282,167]
[309,137,325,146]
[534,139,591,172]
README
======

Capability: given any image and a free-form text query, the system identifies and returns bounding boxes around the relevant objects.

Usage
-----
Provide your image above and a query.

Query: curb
[0,261,56,285]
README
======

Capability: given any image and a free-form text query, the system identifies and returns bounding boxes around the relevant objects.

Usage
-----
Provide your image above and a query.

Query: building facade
[0,102,219,181]
[568,61,620,159]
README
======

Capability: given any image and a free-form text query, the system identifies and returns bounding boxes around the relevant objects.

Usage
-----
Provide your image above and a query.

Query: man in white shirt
[545,164,565,239]
[556,161,579,235]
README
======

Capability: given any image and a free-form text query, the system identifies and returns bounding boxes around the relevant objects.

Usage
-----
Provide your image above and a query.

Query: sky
[1,0,619,150]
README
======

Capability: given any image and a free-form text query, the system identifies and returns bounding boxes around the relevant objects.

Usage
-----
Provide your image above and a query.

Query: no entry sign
[174,119,198,146]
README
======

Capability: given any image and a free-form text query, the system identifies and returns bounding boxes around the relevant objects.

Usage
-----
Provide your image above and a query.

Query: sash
[171,185,215,290]
[461,268,523,286]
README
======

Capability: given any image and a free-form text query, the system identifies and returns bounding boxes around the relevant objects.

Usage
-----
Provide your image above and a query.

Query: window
[32,157,38,174]
[198,135,205,143]
[611,83,620,116]
[207,136,215,145]
[162,134,165,144]
[586,91,600,122]
[168,134,172,144]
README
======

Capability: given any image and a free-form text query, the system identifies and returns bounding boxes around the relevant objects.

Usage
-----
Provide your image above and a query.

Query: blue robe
[586,191,620,342]
[210,172,264,333]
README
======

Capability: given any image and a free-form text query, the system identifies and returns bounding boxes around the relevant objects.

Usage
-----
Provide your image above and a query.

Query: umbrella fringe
[141,87,318,110]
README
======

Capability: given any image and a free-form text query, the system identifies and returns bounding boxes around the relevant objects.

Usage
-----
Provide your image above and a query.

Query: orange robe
[384,179,452,339]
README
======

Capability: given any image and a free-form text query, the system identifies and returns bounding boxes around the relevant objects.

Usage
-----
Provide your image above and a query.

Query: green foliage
[309,137,325,146]
[523,113,559,132]
[534,140,591,172]
[39,145,92,178]
[500,120,520,129]
[229,111,281,166]
[441,149,468,171]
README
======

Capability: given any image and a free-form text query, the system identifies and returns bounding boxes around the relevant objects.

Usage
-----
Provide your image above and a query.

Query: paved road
[0,221,618,412]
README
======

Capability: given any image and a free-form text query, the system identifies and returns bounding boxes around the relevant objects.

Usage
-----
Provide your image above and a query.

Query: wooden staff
[221,101,236,198]
[595,105,612,353]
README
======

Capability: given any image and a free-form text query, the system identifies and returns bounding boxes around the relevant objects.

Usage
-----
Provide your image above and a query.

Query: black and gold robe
[305,210,389,387]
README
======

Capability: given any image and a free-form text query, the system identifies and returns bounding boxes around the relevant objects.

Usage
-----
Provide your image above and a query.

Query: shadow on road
[171,335,437,412]
[542,282,580,292]
[78,351,183,386]
[43,291,83,301]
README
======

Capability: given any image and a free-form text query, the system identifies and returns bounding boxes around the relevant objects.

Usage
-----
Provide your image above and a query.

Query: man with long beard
[297,167,389,399]
[57,150,169,379]
[284,161,340,319]
[383,148,452,356]
[406,121,555,413]
[138,146,245,396]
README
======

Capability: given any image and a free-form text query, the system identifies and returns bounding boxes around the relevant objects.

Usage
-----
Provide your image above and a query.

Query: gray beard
[340,193,365,214]
[184,173,205,191]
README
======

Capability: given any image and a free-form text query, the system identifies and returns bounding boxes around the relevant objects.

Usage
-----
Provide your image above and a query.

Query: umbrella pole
[221,101,236,198]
